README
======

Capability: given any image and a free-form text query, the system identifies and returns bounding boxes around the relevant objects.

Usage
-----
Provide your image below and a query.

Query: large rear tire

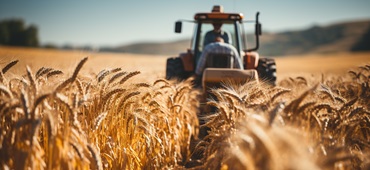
[166,57,186,80]
[256,58,277,86]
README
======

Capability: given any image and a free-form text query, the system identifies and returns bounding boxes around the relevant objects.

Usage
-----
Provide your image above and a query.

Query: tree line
[0,19,39,47]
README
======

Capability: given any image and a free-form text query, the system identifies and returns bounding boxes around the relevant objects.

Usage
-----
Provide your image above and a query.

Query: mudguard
[180,51,194,72]
[244,51,259,69]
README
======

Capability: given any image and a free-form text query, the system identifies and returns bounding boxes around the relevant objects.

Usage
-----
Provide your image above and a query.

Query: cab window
[198,22,236,51]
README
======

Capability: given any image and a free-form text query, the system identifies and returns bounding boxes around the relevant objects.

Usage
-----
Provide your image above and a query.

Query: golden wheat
[0,56,369,169]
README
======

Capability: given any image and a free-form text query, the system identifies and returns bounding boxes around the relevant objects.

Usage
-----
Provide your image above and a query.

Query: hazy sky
[1,0,369,47]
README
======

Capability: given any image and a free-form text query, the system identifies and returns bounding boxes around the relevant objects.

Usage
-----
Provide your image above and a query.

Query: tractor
[165,5,276,95]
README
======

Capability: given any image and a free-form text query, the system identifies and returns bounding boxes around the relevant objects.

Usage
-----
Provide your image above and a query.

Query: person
[194,36,244,86]
[203,5,232,47]
[203,22,232,47]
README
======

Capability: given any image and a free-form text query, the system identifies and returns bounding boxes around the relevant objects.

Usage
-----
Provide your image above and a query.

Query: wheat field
[0,46,369,169]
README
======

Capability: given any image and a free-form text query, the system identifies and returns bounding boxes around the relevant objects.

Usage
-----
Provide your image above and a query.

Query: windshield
[198,22,237,51]
[192,21,240,63]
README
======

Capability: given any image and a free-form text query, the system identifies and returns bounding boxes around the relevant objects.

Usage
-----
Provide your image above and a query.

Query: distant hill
[100,39,190,56]
[259,19,370,56]
[101,19,370,56]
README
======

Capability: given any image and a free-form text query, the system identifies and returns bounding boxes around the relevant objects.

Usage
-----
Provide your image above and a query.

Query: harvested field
[0,46,369,169]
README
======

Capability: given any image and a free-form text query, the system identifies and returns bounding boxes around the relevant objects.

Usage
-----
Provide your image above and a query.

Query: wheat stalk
[26,66,37,93]
[87,144,103,170]
[71,57,88,81]
[93,112,108,131]
[269,102,285,126]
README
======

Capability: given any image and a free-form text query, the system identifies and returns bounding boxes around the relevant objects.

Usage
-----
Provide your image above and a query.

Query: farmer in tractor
[203,22,232,47]
[194,36,244,86]
[203,5,232,47]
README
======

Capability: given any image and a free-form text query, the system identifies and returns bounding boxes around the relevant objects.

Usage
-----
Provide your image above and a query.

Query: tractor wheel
[256,58,277,86]
[166,57,185,80]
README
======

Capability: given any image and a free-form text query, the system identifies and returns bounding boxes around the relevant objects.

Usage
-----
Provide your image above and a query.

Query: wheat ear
[0,84,12,98]
[36,67,53,79]
[109,71,127,84]
[46,70,63,79]
[2,60,19,74]
[26,66,37,93]
[119,71,141,84]
[71,57,88,80]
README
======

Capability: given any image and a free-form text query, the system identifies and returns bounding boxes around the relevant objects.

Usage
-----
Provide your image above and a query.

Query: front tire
[256,58,277,86]
[166,57,185,80]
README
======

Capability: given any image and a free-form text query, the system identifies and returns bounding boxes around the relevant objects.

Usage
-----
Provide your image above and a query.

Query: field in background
[1,46,368,79]
[0,47,166,81]
[275,52,370,80]
[0,46,369,169]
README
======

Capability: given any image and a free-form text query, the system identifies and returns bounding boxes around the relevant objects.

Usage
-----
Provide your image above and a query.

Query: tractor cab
[174,5,261,71]
[181,13,248,65]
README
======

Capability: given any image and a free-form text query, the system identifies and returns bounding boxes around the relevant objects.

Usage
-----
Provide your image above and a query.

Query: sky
[1,0,369,47]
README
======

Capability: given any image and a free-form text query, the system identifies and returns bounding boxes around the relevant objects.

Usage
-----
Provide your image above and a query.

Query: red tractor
[166,5,276,92]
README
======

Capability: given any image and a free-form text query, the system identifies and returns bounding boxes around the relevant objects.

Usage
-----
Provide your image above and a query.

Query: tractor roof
[194,5,244,21]
[194,12,244,21]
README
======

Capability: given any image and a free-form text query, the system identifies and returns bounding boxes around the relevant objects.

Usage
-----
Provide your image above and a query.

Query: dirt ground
[0,46,369,82]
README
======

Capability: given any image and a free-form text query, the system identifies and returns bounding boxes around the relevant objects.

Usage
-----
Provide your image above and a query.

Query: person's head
[212,5,224,32]
[212,22,222,32]
[211,5,224,32]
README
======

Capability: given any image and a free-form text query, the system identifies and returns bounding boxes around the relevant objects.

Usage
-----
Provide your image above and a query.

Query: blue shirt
[195,42,244,75]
